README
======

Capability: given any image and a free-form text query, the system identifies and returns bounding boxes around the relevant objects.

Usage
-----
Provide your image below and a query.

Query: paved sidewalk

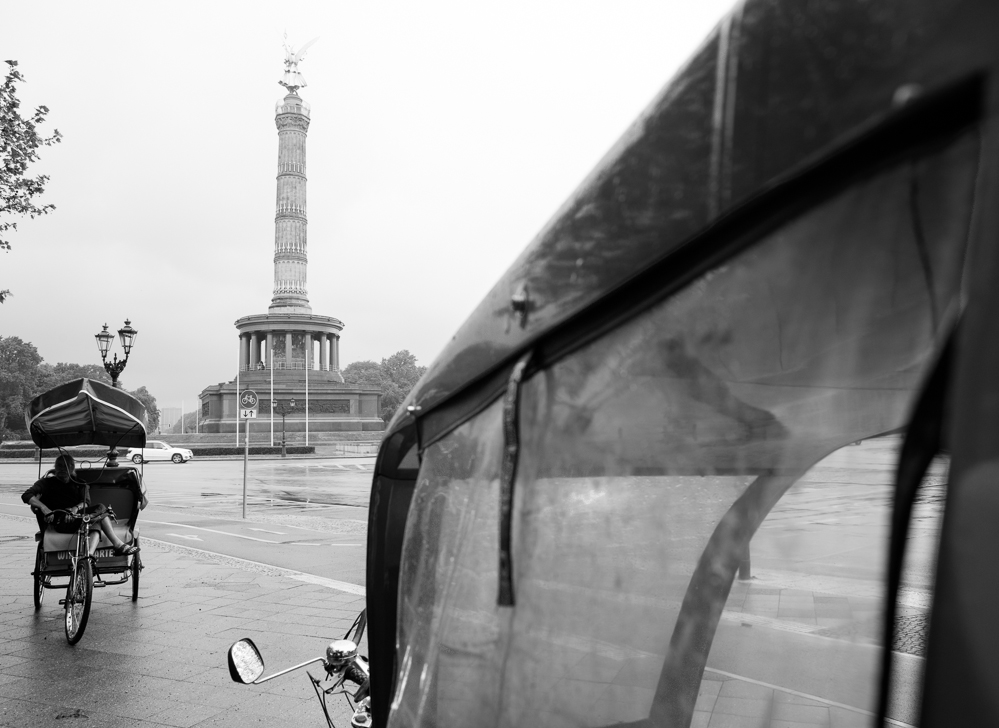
[0,514,366,728]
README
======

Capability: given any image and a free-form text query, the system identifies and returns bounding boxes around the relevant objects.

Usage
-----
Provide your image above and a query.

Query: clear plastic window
[391,132,975,728]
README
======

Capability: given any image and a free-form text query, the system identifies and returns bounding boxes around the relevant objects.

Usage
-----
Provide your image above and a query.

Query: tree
[173,409,200,434]
[341,360,382,388]
[0,336,42,439]
[342,350,427,422]
[1,60,62,302]
[378,350,426,421]
[128,386,160,433]
[381,350,425,391]
[35,362,111,393]
[0,334,161,439]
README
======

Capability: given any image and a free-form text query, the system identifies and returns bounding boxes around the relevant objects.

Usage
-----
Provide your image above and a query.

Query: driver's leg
[97,518,129,550]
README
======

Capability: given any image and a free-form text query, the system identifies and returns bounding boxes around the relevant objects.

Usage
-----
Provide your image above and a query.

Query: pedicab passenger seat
[34,466,143,554]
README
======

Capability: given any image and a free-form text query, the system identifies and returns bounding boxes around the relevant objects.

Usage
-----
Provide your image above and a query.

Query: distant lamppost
[95,320,138,389]
[274,398,296,457]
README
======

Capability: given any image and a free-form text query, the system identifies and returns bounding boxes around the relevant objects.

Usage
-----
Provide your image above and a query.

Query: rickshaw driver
[22,454,141,556]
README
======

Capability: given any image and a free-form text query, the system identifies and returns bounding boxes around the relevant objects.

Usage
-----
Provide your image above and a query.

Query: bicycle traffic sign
[239,389,259,410]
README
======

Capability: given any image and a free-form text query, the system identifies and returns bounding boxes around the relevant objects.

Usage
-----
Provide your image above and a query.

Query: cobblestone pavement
[0,514,365,728]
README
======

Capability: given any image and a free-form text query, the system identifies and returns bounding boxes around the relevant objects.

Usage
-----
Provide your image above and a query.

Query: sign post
[239,389,259,518]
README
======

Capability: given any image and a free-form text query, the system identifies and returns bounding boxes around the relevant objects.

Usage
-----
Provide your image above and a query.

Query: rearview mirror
[228,638,265,684]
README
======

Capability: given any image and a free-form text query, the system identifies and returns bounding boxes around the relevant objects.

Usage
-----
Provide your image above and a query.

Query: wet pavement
[0,459,375,590]
[0,514,366,728]
[0,439,946,727]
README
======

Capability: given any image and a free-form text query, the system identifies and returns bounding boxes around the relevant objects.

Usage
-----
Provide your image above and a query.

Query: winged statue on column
[279,35,319,94]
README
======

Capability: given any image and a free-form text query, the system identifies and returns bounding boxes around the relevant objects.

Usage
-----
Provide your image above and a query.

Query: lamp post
[274,398,296,457]
[95,319,138,389]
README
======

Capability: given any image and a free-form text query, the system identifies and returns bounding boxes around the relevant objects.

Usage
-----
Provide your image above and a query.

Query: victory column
[197,40,383,437]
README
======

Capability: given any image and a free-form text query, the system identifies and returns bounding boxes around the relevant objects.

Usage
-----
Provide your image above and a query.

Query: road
[0,456,375,588]
[0,440,945,726]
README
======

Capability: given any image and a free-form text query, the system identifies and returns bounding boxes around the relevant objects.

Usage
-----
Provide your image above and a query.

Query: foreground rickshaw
[27,378,146,645]
[361,1,999,726]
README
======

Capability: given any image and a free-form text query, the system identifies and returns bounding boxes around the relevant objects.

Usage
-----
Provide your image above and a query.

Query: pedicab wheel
[171,453,183,464]
[65,558,93,645]
[132,454,143,464]
[131,544,141,602]
[33,543,46,610]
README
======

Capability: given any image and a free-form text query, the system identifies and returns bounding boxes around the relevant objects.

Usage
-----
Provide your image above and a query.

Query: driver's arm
[22,482,51,518]
[26,494,52,517]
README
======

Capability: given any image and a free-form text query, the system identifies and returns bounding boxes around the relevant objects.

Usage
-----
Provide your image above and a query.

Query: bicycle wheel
[65,557,93,645]
[33,543,46,610]
[130,542,141,602]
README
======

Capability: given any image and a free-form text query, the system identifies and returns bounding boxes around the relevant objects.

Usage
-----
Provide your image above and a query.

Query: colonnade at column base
[234,312,345,377]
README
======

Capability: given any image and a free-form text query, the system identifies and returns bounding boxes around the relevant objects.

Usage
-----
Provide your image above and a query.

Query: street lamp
[274,398,296,457]
[95,319,138,389]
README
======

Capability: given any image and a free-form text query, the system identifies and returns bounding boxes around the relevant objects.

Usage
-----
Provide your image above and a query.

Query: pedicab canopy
[367,1,999,727]
[26,378,147,449]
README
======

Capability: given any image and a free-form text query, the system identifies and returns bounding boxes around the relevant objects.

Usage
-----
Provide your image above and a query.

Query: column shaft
[266,333,273,368]
[320,334,328,371]
[286,332,293,368]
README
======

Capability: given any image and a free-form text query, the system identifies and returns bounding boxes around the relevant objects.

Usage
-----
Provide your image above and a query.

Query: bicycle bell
[326,639,358,670]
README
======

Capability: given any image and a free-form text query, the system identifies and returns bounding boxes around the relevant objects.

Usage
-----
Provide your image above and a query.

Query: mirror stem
[253,656,327,684]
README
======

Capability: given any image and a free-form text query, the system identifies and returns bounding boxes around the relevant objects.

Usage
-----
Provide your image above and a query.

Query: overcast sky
[2,0,733,413]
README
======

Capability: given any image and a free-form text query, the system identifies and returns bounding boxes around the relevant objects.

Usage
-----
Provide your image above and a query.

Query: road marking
[288,572,365,596]
[287,542,322,546]
[0,511,369,596]
[719,610,821,635]
[703,667,915,727]
[167,534,203,541]
[143,520,280,543]
[249,528,286,535]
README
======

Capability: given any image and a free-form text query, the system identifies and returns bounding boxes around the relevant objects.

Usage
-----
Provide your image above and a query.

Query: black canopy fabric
[26,378,147,449]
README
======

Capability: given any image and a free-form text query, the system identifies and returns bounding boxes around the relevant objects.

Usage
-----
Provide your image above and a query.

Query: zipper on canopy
[498,350,532,607]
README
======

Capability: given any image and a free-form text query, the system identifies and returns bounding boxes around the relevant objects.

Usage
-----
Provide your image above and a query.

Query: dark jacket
[21,476,86,512]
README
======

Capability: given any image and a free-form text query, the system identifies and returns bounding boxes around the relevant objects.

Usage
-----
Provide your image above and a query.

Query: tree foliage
[171,408,203,434]
[127,385,160,433]
[0,336,42,437]
[0,335,160,440]
[341,360,382,387]
[36,362,111,393]
[342,349,427,422]
[1,60,62,303]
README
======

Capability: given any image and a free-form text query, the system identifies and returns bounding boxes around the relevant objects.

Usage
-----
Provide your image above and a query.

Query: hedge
[188,446,315,456]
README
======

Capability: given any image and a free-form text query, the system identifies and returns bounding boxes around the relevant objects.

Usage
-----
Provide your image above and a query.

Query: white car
[126,441,194,464]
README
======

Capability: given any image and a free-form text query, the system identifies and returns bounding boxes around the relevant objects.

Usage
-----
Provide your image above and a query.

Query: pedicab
[226,0,999,725]
[26,378,147,645]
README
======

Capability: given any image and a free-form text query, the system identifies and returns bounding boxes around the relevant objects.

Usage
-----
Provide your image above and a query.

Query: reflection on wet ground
[0,459,375,512]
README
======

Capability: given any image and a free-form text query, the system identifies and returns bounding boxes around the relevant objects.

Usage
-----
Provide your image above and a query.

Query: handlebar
[44,506,118,525]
